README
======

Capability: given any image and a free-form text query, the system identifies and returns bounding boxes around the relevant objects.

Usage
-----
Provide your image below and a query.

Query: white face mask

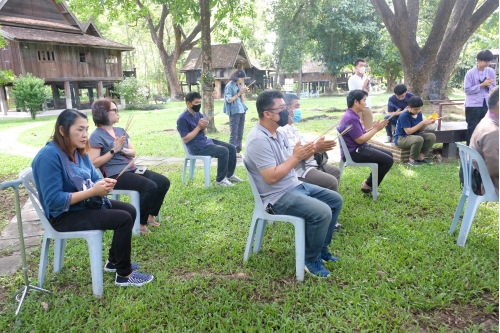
[358,66,366,74]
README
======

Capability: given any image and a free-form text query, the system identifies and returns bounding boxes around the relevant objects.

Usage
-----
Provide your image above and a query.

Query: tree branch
[468,0,498,34]
[421,0,455,56]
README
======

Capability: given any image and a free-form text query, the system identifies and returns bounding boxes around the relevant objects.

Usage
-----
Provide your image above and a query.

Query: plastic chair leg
[243,216,259,262]
[253,219,267,253]
[338,160,345,183]
[203,159,211,188]
[53,239,66,273]
[294,221,305,281]
[450,193,467,234]
[457,196,483,246]
[86,237,104,297]
[182,159,188,185]
[128,191,141,236]
[189,159,196,180]
[37,237,50,288]
[371,165,378,201]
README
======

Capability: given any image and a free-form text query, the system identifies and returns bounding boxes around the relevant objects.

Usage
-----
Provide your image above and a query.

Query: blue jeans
[271,183,343,262]
[229,113,246,153]
[193,139,236,182]
[384,114,399,137]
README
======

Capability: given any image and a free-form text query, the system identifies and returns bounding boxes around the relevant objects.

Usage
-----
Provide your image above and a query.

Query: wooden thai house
[0,0,133,114]
[180,43,252,99]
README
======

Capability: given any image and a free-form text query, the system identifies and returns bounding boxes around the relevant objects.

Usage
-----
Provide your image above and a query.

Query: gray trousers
[229,113,245,153]
[397,132,436,160]
[299,164,341,192]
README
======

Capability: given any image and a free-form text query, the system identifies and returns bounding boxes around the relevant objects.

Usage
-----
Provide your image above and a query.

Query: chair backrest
[242,159,265,212]
[180,137,194,158]
[337,130,354,163]
[457,143,498,201]
[18,167,58,237]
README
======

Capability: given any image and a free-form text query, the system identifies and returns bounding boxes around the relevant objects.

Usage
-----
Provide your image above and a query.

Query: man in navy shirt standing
[177,92,242,187]
[384,84,414,143]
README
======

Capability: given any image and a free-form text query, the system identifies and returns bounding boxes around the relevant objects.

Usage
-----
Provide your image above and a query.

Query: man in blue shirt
[384,84,414,143]
[177,92,242,186]
[393,96,436,166]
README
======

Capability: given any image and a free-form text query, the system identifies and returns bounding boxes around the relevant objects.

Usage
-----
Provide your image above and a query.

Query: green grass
[0,95,497,331]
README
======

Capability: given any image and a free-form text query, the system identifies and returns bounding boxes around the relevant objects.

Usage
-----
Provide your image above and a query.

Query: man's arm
[353,120,389,145]
[259,141,315,185]
[179,118,208,143]
[403,118,435,135]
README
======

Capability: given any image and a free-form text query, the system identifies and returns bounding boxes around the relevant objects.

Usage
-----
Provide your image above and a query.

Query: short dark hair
[91,98,118,127]
[488,86,499,110]
[407,96,424,108]
[284,93,299,107]
[347,89,368,108]
[476,50,494,62]
[354,58,365,67]
[393,84,407,96]
[185,92,202,103]
[229,69,246,82]
[52,109,89,162]
[256,90,284,119]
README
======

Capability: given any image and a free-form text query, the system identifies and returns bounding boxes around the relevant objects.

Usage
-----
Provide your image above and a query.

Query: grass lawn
[0,93,497,331]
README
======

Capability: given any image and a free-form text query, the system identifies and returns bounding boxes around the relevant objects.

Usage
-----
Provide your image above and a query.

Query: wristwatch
[109,149,115,156]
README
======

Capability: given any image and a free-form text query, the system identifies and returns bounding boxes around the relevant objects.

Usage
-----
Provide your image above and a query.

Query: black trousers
[348,145,394,187]
[50,200,135,277]
[111,170,170,225]
[193,139,236,182]
[465,99,488,146]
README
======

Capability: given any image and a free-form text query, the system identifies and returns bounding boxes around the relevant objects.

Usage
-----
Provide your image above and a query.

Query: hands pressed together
[197,118,209,130]
[292,136,337,162]
[92,178,117,196]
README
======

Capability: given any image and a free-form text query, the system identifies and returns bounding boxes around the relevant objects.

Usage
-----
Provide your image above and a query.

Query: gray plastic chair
[242,160,306,281]
[19,168,105,297]
[449,143,499,246]
[181,138,212,188]
[95,168,142,236]
[337,131,379,200]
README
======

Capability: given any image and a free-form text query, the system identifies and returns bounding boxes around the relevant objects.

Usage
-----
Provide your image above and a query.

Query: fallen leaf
[377,271,386,276]
[123,323,126,332]
[41,302,49,310]
[422,183,429,189]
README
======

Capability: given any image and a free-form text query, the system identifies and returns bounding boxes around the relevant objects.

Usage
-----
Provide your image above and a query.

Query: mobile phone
[135,167,147,174]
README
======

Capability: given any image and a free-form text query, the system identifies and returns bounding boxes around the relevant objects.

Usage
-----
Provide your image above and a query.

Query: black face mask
[274,110,289,127]
[192,104,201,112]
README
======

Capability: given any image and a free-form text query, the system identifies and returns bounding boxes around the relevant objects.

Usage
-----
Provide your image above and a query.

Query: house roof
[181,43,251,71]
[250,58,271,71]
[0,25,134,50]
[0,15,82,33]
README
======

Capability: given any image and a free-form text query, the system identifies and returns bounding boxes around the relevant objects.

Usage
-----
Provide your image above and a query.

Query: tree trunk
[297,62,303,96]
[199,0,216,133]
[160,53,182,100]
[385,67,395,93]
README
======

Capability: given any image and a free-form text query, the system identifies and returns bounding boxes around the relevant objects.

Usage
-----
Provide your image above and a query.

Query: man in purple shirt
[338,90,393,194]
[384,84,414,143]
[177,92,242,187]
[464,49,497,146]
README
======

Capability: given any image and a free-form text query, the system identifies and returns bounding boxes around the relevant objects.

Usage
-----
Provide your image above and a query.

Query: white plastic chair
[19,168,105,297]
[181,138,212,188]
[337,131,379,200]
[96,169,141,236]
[242,160,306,281]
[449,143,499,246]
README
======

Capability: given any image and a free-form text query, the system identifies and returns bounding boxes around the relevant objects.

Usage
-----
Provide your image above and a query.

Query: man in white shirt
[348,58,373,129]
[282,94,341,192]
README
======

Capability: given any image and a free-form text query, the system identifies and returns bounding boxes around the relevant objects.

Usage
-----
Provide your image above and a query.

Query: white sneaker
[216,177,234,187]
[384,136,393,143]
[227,174,243,183]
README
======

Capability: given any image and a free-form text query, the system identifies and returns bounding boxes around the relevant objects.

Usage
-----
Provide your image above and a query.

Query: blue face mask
[291,109,302,122]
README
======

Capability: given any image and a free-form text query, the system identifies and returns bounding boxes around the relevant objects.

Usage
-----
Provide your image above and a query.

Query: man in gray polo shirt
[244,90,344,278]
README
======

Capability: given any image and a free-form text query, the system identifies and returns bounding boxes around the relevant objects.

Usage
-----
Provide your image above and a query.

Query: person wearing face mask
[281,94,341,193]
[177,92,242,187]
[244,90,344,278]
[384,84,415,143]
[348,58,373,129]
[223,70,248,158]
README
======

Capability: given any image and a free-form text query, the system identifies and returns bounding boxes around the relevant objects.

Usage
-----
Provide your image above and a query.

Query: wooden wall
[0,41,123,83]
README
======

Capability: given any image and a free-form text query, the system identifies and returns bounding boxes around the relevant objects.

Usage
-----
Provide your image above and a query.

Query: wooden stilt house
[0,0,134,114]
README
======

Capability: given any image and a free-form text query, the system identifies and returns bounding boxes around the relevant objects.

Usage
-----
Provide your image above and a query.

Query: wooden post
[88,88,94,104]
[0,85,8,116]
[97,81,103,98]
[64,81,72,109]
[51,84,60,109]
[73,82,81,109]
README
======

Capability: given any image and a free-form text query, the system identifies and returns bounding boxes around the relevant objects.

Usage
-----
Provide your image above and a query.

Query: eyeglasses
[109,108,119,114]
[266,105,287,113]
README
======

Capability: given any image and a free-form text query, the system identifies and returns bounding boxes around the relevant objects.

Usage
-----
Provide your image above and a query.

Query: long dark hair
[51,109,89,162]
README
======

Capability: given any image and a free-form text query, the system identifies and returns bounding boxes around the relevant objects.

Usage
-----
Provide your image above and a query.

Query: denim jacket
[32,142,102,219]
[223,81,248,115]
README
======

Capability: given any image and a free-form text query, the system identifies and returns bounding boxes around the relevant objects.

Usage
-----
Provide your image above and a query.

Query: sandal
[140,226,151,236]
[148,220,161,227]
[236,153,243,158]
[360,181,372,194]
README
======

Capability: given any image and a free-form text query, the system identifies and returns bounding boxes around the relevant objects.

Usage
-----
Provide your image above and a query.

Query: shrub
[125,103,166,110]
[11,73,49,119]
[112,76,146,104]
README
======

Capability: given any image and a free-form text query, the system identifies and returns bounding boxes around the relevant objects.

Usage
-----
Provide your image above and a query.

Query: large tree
[370,0,498,99]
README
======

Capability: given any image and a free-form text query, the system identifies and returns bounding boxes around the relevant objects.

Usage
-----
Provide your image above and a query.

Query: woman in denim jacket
[32,109,153,287]
[223,69,248,158]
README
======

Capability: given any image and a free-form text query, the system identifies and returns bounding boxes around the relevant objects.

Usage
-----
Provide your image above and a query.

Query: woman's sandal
[148,220,161,227]
[140,226,151,236]
[360,181,372,194]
